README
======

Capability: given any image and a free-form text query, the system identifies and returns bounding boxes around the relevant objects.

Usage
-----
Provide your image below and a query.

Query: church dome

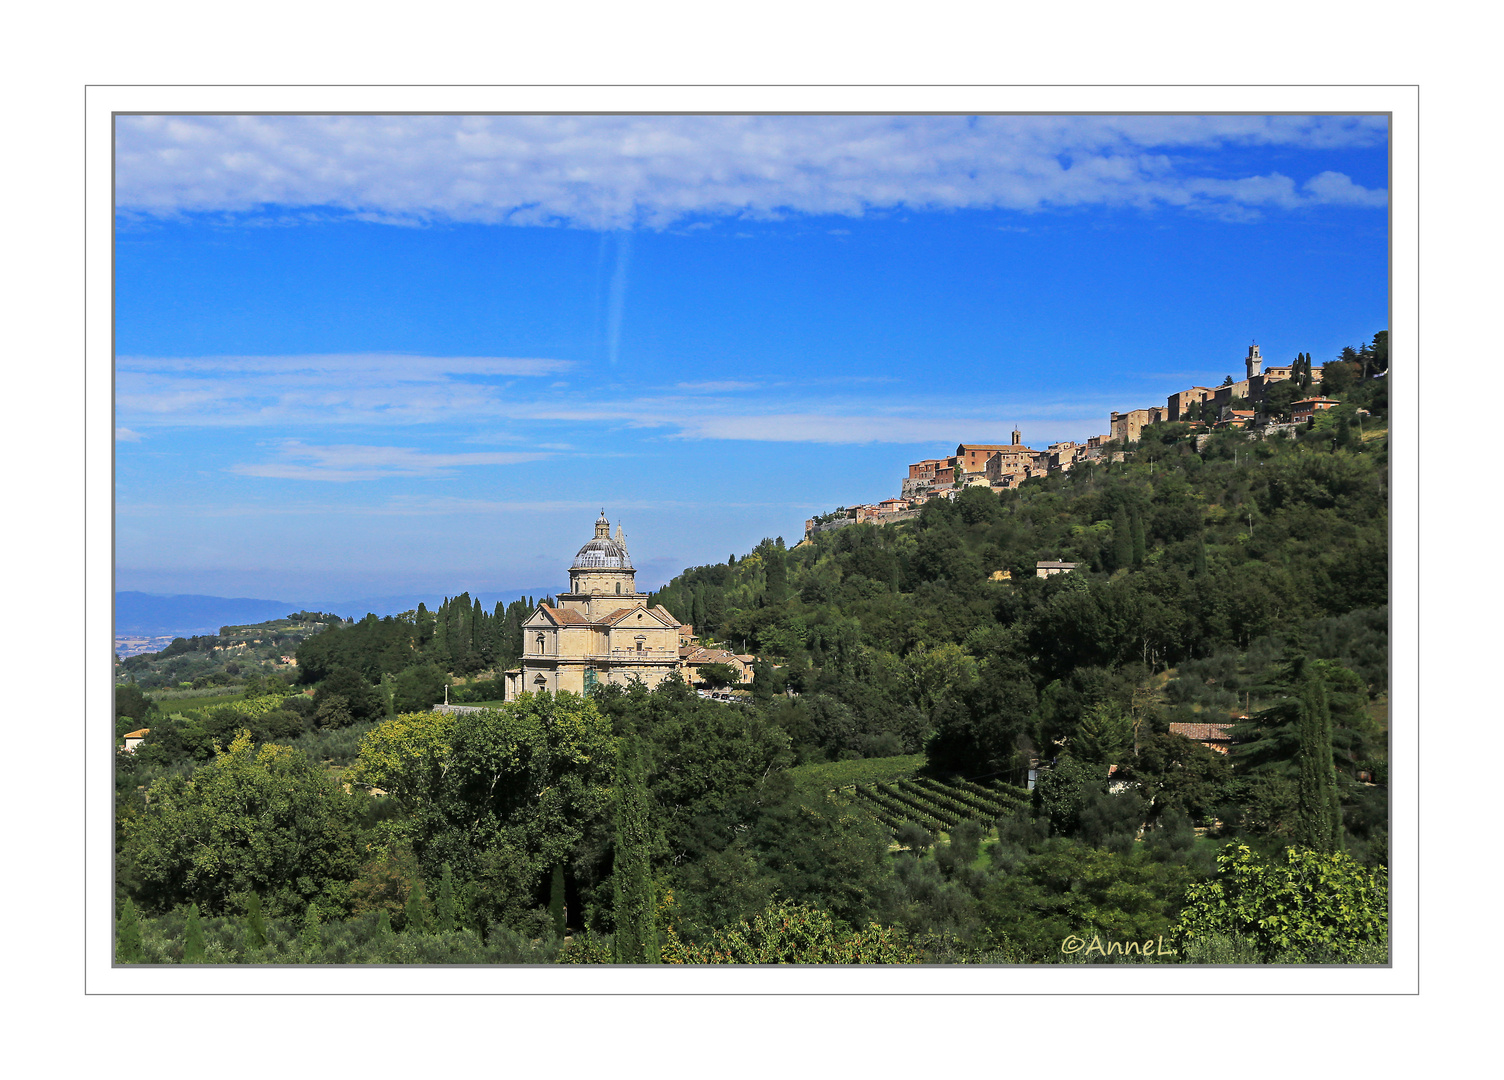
[572,536,632,569]
[572,512,633,569]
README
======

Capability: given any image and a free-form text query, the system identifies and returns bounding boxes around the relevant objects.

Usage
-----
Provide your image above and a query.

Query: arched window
[616,581,621,594]
[535,632,546,655]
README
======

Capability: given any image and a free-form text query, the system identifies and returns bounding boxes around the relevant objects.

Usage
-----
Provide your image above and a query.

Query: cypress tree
[612,735,659,964]
[244,893,267,951]
[405,880,430,934]
[1295,674,1340,853]
[435,863,457,934]
[549,864,567,939]
[1193,535,1208,577]
[1131,508,1146,566]
[1112,508,1132,571]
[116,897,143,964]
[300,902,322,956]
[183,902,206,964]
[376,910,393,936]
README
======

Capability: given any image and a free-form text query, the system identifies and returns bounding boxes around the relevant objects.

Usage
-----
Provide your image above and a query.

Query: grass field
[786,753,927,793]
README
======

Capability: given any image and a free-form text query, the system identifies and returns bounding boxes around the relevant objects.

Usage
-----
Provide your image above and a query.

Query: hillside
[649,383,1387,781]
[115,364,1390,965]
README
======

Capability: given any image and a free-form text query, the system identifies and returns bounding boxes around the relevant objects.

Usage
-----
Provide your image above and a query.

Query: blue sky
[114,114,1388,605]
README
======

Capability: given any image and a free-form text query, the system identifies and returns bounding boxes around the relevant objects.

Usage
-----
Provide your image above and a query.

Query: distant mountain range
[114,590,552,639]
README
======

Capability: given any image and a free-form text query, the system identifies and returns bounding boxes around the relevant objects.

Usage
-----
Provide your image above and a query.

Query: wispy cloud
[115,427,143,442]
[674,380,759,393]
[116,353,574,427]
[229,442,549,481]
[115,115,1388,229]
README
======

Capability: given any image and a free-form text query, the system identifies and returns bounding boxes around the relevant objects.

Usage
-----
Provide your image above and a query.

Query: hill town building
[1115,343,1325,443]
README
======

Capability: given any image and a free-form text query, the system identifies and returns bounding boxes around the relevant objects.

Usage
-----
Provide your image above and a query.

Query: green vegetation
[113,335,1388,965]
[785,753,927,793]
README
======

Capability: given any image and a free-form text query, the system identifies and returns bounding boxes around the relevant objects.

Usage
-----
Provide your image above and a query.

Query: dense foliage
[114,336,1389,966]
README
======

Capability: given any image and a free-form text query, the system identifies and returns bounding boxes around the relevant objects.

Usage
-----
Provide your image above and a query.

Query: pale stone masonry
[504,513,686,700]
[504,513,757,700]
[1117,343,1326,443]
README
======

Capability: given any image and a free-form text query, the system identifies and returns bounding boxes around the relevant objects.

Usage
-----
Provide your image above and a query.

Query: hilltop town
[806,342,1371,541]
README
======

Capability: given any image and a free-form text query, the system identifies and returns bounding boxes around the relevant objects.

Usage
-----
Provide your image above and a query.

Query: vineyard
[850,775,1031,837]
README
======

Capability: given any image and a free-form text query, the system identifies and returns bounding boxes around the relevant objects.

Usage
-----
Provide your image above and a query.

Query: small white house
[121,728,149,753]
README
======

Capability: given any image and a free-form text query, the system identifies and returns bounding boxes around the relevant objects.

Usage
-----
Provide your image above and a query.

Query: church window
[616,582,621,594]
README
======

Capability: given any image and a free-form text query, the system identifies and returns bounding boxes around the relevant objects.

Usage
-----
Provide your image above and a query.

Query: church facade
[502,513,689,701]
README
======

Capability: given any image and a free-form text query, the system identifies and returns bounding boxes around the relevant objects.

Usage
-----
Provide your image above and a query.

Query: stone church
[502,512,688,701]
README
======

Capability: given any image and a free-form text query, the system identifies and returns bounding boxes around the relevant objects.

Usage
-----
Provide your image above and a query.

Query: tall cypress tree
[1295,674,1341,853]
[116,897,143,964]
[244,893,267,951]
[612,736,658,964]
[435,863,457,934]
[405,880,430,934]
[549,864,567,939]
[1112,508,1133,571]
[183,902,206,964]
[1130,507,1146,567]
[300,902,322,956]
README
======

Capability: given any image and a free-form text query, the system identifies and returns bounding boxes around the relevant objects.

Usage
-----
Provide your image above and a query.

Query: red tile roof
[1169,722,1235,742]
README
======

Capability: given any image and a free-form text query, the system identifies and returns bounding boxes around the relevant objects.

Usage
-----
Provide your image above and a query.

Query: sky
[113,113,1389,606]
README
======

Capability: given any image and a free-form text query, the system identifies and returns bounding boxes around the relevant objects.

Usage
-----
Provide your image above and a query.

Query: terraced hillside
[851,775,1031,836]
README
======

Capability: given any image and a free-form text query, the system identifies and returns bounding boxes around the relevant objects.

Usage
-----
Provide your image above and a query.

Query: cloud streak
[229,442,549,481]
[116,353,574,428]
[115,115,1388,228]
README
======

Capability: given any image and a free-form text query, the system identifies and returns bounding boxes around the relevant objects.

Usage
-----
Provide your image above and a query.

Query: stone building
[1110,406,1168,445]
[503,513,687,700]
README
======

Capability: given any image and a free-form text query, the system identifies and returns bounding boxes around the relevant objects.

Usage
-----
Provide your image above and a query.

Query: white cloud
[229,441,548,481]
[115,115,1388,228]
[674,380,759,393]
[657,410,1104,445]
[1302,170,1391,207]
[115,427,143,441]
[116,353,573,427]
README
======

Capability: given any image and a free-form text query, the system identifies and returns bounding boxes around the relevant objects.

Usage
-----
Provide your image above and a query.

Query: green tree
[115,684,156,724]
[1174,843,1387,962]
[183,902,206,963]
[549,864,567,938]
[1322,360,1358,396]
[116,897,143,964]
[352,694,615,888]
[1073,701,1131,763]
[405,879,431,934]
[612,735,659,964]
[1034,756,1104,837]
[434,862,457,933]
[1112,508,1133,571]
[1130,507,1146,567]
[392,662,449,714]
[977,838,1188,959]
[300,902,323,955]
[122,730,361,917]
[661,900,919,964]
[695,662,742,690]
[1295,675,1342,853]
[243,892,268,951]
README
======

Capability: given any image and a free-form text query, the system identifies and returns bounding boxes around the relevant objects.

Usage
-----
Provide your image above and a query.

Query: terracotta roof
[1169,722,1234,742]
[684,647,749,665]
[122,728,150,739]
[540,605,591,625]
